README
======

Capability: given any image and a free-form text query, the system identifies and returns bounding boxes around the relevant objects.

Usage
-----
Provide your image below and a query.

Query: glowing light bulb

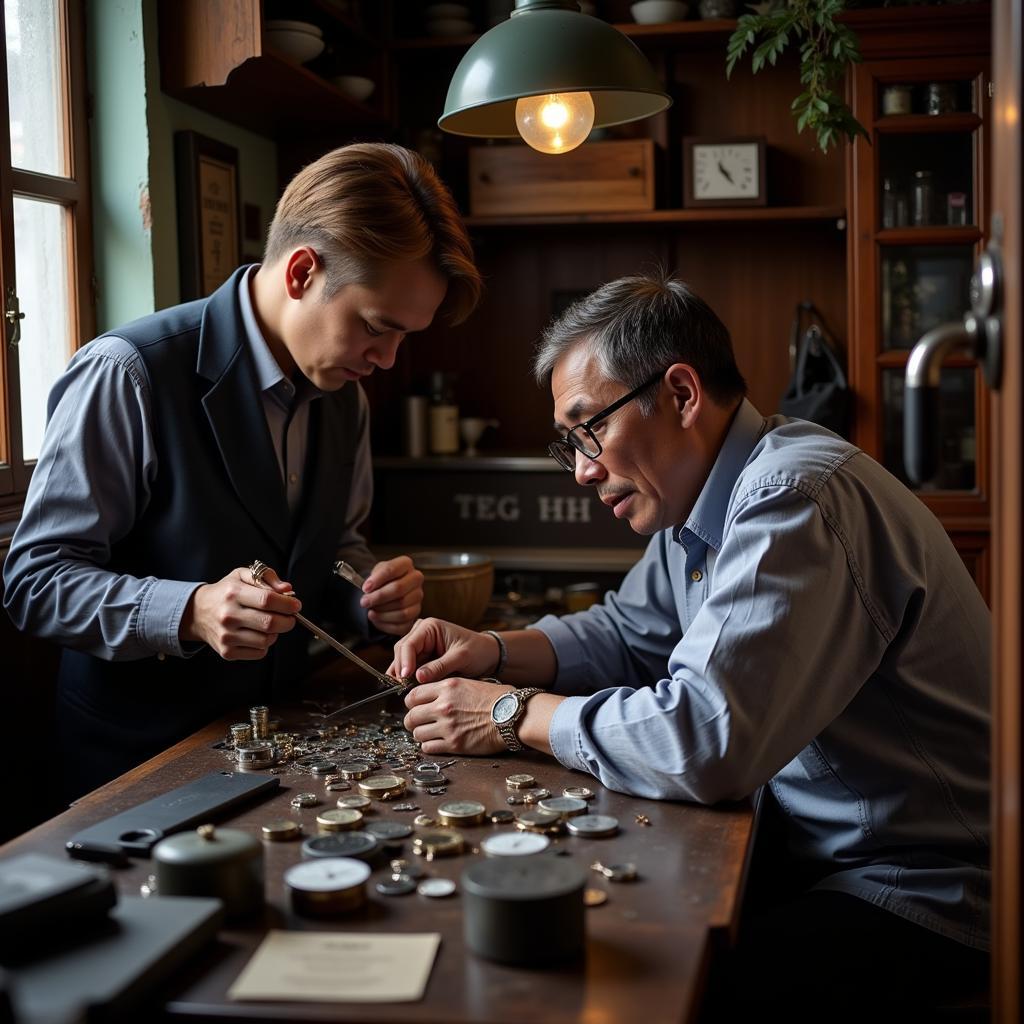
[515,92,595,154]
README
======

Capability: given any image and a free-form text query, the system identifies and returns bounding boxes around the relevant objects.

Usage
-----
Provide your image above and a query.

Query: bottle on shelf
[429,371,460,455]
[911,169,935,227]
[882,177,909,229]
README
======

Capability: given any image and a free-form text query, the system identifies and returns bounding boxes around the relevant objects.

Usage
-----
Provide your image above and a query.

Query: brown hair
[264,143,482,324]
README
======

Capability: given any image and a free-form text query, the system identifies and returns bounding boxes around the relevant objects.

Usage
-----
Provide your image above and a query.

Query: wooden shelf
[375,455,558,472]
[875,113,982,134]
[463,205,846,228]
[166,48,386,138]
[374,544,644,573]
[391,17,738,50]
[876,226,983,245]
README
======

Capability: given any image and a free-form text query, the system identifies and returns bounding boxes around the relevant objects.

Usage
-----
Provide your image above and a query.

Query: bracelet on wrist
[481,629,508,677]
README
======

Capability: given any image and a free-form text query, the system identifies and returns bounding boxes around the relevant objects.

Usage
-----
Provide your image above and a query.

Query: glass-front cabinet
[847,6,991,602]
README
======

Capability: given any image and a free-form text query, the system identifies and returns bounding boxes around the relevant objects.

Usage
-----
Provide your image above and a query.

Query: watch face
[492,693,519,724]
[692,142,760,201]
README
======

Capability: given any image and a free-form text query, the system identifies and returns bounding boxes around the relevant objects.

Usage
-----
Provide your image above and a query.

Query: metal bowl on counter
[411,552,494,629]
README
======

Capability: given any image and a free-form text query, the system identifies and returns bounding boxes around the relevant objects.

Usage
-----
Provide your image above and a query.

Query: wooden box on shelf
[469,139,657,217]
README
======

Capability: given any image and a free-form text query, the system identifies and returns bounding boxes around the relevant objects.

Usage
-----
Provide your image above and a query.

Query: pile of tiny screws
[213,702,643,899]
[223,703,432,778]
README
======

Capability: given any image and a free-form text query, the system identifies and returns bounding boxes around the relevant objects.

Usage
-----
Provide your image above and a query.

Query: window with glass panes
[0,0,93,506]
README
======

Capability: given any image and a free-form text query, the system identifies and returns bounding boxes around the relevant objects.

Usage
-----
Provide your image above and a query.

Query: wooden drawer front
[469,140,656,216]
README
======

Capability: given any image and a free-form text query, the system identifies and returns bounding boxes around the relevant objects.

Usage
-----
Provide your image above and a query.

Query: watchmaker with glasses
[389,271,991,1018]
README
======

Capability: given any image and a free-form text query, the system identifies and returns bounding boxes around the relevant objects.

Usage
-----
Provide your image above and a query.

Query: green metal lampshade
[438,0,672,137]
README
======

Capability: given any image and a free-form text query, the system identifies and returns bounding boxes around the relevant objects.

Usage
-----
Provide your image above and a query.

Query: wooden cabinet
[845,4,991,601]
[157,0,392,136]
[366,4,847,462]
[156,2,994,595]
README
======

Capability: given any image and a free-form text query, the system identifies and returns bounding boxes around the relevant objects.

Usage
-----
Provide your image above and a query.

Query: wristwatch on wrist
[490,687,542,753]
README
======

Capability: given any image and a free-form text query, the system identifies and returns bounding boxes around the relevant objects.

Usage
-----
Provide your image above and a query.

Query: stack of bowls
[264,19,325,64]
[425,3,475,36]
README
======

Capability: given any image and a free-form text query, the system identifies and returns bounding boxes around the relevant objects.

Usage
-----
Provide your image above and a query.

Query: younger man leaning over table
[4,143,481,799]
[390,273,990,1019]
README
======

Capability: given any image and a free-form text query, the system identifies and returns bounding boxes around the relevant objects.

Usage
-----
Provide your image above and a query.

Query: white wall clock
[683,136,767,208]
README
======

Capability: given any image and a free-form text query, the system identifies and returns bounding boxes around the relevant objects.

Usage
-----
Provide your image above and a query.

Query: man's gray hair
[534,272,746,415]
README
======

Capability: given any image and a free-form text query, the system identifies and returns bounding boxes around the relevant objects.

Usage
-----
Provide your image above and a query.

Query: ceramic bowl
[333,75,376,103]
[426,17,476,36]
[265,28,325,63]
[631,0,689,23]
[425,2,471,17]
[264,19,322,37]
[411,552,494,629]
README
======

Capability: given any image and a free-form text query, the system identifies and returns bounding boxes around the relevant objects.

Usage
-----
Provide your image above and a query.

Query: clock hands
[717,160,735,184]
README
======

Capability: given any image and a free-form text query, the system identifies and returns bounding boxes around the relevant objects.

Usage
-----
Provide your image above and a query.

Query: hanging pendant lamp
[438,0,672,154]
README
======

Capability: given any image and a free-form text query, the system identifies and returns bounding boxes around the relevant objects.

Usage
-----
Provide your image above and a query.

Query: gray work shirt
[534,399,991,950]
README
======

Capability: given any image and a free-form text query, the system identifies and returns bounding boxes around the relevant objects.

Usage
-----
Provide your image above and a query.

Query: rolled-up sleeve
[3,338,204,659]
[543,484,890,803]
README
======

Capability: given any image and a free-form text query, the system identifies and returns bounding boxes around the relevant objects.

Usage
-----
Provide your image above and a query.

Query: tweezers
[248,559,397,691]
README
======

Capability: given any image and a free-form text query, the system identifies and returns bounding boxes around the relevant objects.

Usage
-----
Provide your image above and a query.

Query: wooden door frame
[991,0,1022,1020]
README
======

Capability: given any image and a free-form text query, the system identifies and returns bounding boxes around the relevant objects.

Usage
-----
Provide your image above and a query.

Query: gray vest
[57,267,361,791]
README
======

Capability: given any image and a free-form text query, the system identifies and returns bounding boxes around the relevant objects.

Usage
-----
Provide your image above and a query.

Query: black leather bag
[778,302,850,438]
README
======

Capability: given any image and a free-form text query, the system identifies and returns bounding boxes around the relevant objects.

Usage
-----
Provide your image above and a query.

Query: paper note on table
[228,931,442,1002]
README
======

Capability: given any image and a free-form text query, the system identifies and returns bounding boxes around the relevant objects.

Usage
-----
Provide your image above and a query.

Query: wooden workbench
[1,666,758,1024]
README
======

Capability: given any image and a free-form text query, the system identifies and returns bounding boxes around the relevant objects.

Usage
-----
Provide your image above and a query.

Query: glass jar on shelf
[946,191,968,226]
[912,170,935,227]
[882,177,909,229]
[925,81,958,116]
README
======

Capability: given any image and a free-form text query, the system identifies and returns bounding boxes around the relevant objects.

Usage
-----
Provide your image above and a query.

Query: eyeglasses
[547,370,664,472]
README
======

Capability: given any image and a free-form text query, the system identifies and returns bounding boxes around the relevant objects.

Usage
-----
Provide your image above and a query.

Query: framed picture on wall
[174,130,241,300]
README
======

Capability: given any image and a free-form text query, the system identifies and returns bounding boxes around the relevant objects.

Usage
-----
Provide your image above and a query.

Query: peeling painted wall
[87,0,279,333]
[87,0,154,332]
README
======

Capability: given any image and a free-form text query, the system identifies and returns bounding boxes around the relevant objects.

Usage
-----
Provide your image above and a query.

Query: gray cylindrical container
[154,824,263,918]
[461,857,586,965]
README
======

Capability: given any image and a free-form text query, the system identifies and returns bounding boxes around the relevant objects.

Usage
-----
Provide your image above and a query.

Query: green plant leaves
[725,0,868,153]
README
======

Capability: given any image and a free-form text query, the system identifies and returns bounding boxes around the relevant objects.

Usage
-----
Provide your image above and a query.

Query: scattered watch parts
[336,794,371,810]
[412,829,465,861]
[437,801,486,827]
[481,832,551,857]
[358,774,407,801]
[537,796,588,819]
[315,808,364,832]
[301,832,380,863]
[505,773,536,790]
[417,878,457,898]
[563,786,594,801]
[590,861,638,883]
[566,814,619,838]
[285,857,370,916]
[261,819,301,842]
[376,875,417,896]
[364,820,414,842]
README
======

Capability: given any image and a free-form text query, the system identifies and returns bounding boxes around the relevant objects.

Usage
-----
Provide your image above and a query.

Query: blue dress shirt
[534,399,990,950]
